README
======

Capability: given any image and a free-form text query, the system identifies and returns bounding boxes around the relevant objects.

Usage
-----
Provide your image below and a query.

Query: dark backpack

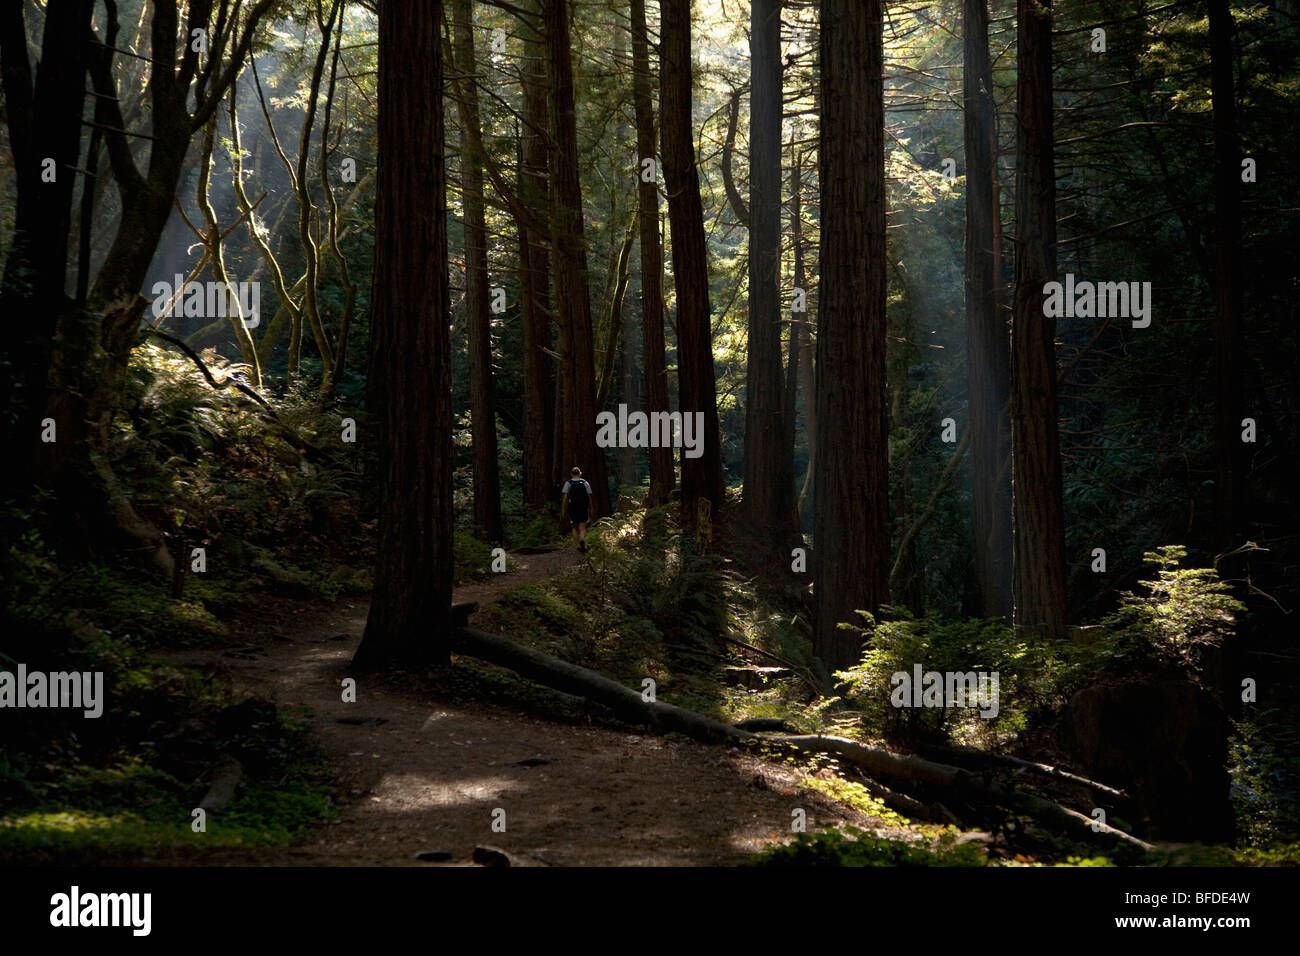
[567,479,590,510]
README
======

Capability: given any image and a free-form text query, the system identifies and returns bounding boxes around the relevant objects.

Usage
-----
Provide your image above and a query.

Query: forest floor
[144,547,895,866]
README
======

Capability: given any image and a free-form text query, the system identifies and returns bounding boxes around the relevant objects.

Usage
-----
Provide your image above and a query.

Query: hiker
[561,466,594,552]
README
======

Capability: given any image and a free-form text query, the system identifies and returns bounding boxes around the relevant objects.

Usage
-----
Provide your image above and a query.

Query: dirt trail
[161,549,888,866]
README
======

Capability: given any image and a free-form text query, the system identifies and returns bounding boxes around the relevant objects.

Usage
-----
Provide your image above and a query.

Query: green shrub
[751,825,987,867]
[834,610,1046,746]
[1090,545,1244,677]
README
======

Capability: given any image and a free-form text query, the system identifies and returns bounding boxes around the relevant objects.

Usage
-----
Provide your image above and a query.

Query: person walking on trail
[561,466,594,552]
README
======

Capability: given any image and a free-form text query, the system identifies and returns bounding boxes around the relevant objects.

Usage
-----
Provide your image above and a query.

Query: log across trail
[159,548,1148,865]
[155,550,892,865]
[452,611,1152,856]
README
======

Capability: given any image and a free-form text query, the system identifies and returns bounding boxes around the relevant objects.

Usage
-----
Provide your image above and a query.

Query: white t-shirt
[562,478,591,498]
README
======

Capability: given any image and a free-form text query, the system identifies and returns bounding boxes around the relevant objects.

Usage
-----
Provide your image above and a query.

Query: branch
[890,427,971,586]
[722,90,750,226]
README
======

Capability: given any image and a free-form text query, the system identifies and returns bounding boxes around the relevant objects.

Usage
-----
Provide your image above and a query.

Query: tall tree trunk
[630,0,673,506]
[812,0,890,671]
[453,0,504,542]
[783,138,805,493]
[744,0,798,550]
[1209,0,1244,554]
[518,1,555,511]
[354,0,454,669]
[618,270,640,494]
[543,0,611,517]
[963,0,1012,620]
[797,285,817,520]
[0,0,93,495]
[660,0,724,527]
[1010,0,1068,641]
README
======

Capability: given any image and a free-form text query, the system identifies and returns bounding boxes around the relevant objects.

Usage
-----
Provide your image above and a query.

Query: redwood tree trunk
[630,0,674,506]
[1010,0,1068,641]
[1209,0,1244,554]
[783,138,805,491]
[660,0,724,527]
[453,0,503,542]
[544,0,611,517]
[518,1,555,511]
[743,0,798,551]
[963,0,1012,620]
[812,0,891,671]
[355,0,454,669]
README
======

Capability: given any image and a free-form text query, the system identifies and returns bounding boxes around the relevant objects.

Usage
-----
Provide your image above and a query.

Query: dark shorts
[569,504,589,525]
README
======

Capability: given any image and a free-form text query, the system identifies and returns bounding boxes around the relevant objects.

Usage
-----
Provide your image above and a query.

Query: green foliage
[798,777,910,829]
[833,610,1045,746]
[453,530,511,585]
[473,505,741,719]
[1230,705,1300,849]
[64,564,229,647]
[0,604,334,861]
[1091,546,1244,674]
[750,825,987,867]
[113,343,373,600]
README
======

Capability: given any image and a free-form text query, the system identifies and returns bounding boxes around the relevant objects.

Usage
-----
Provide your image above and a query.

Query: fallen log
[915,742,1130,802]
[455,628,751,743]
[450,627,1152,853]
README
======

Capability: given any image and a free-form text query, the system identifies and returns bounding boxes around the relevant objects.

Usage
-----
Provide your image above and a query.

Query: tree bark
[963,0,1012,620]
[630,0,674,506]
[660,0,724,527]
[1010,0,1068,641]
[518,1,555,511]
[453,0,504,542]
[1209,0,1244,554]
[812,0,891,671]
[354,0,454,669]
[543,0,611,517]
[0,0,92,488]
[783,138,805,502]
[743,0,798,551]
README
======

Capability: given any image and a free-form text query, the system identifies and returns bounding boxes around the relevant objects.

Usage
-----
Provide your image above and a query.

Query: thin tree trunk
[661,0,724,528]
[354,0,454,669]
[743,0,798,550]
[196,116,262,386]
[1010,0,1068,641]
[618,254,640,494]
[963,0,1011,620]
[630,0,673,506]
[319,18,358,403]
[453,0,503,542]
